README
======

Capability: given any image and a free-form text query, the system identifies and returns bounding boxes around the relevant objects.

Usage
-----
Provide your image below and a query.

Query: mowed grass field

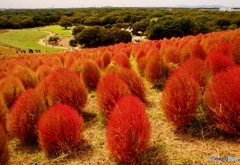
[39,25,72,36]
[0,29,63,52]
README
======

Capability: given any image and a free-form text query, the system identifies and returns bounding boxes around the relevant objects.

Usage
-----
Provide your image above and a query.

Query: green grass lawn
[39,25,72,36]
[0,29,63,52]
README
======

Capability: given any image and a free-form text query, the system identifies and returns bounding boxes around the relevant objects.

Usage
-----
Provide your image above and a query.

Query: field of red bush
[1,29,240,164]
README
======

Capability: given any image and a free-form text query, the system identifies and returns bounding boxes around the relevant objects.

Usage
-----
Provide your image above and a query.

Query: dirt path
[37,31,69,50]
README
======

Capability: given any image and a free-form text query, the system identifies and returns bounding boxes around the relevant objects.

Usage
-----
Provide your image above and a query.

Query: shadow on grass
[110,145,170,165]
[82,111,98,123]
[175,105,240,142]
[140,144,171,165]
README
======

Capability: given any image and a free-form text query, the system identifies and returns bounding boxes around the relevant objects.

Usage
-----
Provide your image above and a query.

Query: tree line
[1,8,240,44]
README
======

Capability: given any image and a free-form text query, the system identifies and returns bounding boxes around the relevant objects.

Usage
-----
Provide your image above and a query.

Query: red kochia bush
[37,103,84,157]
[107,95,150,164]
[112,53,131,69]
[204,67,240,134]
[105,67,148,103]
[0,95,8,128]
[7,88,47,145]
[0,124,9,165]
[101,50,112,69]
[81,59,101,90]
[178,56,208,88]
[160,70,201,130]
[96,74,131,119]
[0,76,25,109]
[35,64,52,81]
[11,65,39,89]
[145,53,168,87]
[47,68,87,114]
[231,36,240,64]
[205,52,235,76]
[189,42,207,60]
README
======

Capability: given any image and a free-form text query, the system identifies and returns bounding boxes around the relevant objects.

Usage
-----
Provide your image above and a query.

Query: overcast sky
[1,0,240,8]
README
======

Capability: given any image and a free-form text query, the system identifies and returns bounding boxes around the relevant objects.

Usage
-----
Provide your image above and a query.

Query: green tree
[59,16,72,29]
[72,25,85,35]
[132,19,149,36]
[147,19,184,40]
[178,18,196,36]
[83,16,101,26]
[216,18,231,29]
[69,39,78,47]
[75,26,101,47]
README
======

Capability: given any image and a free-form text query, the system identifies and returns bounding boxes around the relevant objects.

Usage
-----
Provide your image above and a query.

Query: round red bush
[96,74,131,119]
[35,64,52,81]
[37,103,84,157]
[204,67,240,134]
[160,70,201,130]
[178,56,209,88]
[0,124,9,165]
[205,52,235,76]
[0,76,25,109]
[7,88,47,145]
[112,53,131,69]
[105,67,148,103]
[106,95,151,164]
[11,65,39,89]
[81,59,101,90]
[46,68,88,113]
[145,54,168,87]
[101,50,112,69]
[189,42,207,60]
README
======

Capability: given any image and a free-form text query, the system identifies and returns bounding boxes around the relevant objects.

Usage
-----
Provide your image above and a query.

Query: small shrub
[0,95,8,128]
[136,56,148,75]
[145,54,168,87]
[163,45,181,66]
[0,76,25,109]
[178,56,209,88]
[37,103,84,157]
[204,67,240,134]
[35,64,52,81]
[107,95,150,164]
[112,53,131,69]
[50,56,64,72]
[11,65,39,89]
[47,68,88,113]
[189,42,207,60]
[212,42,233,57]
[81,59,101,91]
[35,76,50,103]
[160,70,201,130]
[7,88,47,145]
[101,50,112,69]
[0,124,9,165]
[205,52,235,76]
[231,36,240,64]
[105,67,148,103]
[95,57,104,70]
[96,74,131,119]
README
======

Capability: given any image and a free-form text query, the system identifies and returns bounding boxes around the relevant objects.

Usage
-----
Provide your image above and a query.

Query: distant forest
[1,8,240,40]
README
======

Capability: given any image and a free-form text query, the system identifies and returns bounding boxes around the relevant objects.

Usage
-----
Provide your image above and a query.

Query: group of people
[16,48,41,54]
